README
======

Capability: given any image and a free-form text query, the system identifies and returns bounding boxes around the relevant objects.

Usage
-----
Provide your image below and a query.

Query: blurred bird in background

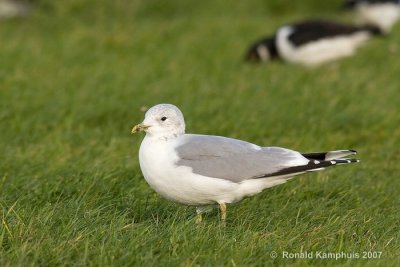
[246,19,381,66]
[0,0,31,19]
[343,0,400,32]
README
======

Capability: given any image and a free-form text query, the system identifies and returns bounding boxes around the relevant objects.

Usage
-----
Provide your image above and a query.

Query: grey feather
[175,134,309,182]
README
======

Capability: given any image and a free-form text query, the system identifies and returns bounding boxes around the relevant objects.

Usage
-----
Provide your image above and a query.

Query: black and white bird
[246,19,382,66]
[343,0,400,32]
[132,104,360,223]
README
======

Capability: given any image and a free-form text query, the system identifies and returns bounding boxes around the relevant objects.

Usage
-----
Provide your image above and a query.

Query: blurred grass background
[0,0,399,265]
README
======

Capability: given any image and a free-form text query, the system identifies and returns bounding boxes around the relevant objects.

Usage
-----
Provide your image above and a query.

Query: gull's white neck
[144,131,184,142]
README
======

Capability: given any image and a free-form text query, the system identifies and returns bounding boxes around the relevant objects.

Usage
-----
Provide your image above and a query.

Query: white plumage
[276,26,371,66]
[344,0,400,32]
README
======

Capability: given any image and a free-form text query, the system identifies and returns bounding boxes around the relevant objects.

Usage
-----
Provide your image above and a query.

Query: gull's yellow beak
[131,123,150,134]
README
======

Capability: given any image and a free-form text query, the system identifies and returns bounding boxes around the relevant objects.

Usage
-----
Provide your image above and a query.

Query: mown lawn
[0,0,399,265]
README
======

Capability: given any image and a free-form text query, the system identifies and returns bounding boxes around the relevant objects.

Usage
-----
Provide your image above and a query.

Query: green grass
[1,0,400,265]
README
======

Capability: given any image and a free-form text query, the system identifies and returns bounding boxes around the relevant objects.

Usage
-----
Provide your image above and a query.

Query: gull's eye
[161,116,167,121]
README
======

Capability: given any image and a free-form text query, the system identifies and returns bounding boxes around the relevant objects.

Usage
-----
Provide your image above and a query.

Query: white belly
[138,136,240,205]
[137,136,291,206]
[276,26,371,66]
[357,4,400,32]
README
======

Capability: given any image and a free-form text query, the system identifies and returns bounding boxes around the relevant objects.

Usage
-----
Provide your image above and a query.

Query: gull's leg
[219,203,227,222]
[195,206,214,224]
[195,209,202,224]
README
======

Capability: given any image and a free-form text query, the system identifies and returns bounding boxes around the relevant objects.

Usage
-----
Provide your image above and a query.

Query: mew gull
[132,104,359,223]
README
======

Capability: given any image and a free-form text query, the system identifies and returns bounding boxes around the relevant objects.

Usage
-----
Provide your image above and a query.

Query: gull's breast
[138,136,239,205]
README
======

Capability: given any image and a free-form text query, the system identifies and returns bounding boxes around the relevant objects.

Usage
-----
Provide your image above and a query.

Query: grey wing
[174,134,310,182]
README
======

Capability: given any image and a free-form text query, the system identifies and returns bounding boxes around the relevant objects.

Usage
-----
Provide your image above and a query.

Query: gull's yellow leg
[195,213,202,224]
[219,203,227,222]
[196,206,211,224]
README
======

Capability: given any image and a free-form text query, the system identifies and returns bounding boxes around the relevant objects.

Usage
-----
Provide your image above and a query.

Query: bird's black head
[245,36,279,63]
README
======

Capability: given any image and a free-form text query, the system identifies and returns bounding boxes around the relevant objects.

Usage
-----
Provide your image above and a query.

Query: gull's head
[132,104,185,138]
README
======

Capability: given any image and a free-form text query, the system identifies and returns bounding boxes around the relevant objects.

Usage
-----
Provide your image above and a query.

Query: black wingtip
[260,157,359,178]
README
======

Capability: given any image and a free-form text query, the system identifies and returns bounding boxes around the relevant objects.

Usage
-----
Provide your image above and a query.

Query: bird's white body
[139,135,287,206]
[356,2,400,32]
[276,26,371,66]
